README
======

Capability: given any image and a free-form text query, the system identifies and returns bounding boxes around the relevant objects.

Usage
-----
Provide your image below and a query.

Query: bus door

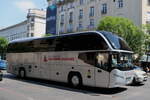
[78,52,96,86]
[95,53,110,88]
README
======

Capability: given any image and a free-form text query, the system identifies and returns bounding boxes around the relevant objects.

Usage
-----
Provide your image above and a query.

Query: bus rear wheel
[68,73,82,88]
[19,68,26,78]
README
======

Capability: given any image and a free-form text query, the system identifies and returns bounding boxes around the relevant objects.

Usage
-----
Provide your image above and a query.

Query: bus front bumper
[109,76,133,88]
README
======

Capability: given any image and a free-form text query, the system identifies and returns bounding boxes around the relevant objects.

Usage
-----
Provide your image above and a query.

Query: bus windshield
[100,31,132,51]
[111,53,133,71]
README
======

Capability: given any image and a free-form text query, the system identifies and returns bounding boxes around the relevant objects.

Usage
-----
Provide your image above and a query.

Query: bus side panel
[46,51,96,87]
[76,64,96,87]
[95,68,110,88]
[7,53,17,75]
[7,53,23,75]
[40,52,80,83]
[21,53,33,77]
[24,53,41,78]
[49,52,78,82]
[40,52,53,80]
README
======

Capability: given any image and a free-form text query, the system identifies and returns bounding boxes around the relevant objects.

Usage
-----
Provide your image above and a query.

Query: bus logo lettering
[43,57,75,62]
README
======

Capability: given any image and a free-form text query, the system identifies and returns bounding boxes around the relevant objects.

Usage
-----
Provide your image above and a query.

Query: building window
[61,6,64,12]
[31,17,34,22]
[146,21,150,24]
[148,0,150,5]
[27,25,30,31]
[90,19,95,28]
[69,12,73,23]
[27,33,30,37]
[79,9,83,19]
[101,3,107,14]
[89,7,94,17]
[68,23,73,32]
[31,33,34,37]
[60,14,64,25]
[146,12,150,24]
[117,0,123,8]
[80,0,84,5]
[70,3,74,9]
[78,21,83,30]
[30,23,34,30]
[59,28,64,34]
[145,21,150,34]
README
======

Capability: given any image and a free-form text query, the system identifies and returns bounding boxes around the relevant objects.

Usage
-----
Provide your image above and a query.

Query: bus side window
[78,52,96,66]
[96,53,109,70]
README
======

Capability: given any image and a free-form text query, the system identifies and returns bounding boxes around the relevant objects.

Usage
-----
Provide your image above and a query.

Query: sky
[0,0,47,29]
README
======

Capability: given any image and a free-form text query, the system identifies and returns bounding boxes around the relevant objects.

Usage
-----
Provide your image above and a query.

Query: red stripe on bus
[46,58,75,61]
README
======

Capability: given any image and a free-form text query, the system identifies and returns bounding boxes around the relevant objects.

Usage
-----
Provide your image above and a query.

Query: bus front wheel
[68,73,82,88]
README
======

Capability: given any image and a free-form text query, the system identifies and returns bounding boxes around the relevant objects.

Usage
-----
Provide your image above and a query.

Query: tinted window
[96,53,110,71]
[7,42,28,53]
[7,42,33,53]
[119,38,131,51]
[100,31,131,51]
[7,37,56,53]
[7,32,109,53]
[78,52,110,71]
[74,33,108,51]
[78,52,96,66]
[54,33,108,51]
[33,38,55,52]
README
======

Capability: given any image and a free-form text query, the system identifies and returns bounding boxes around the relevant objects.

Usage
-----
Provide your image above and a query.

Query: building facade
[47,0,150,34]
[0,9,46,41]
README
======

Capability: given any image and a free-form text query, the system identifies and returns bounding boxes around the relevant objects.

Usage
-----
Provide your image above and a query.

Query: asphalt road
[0,71,150,100]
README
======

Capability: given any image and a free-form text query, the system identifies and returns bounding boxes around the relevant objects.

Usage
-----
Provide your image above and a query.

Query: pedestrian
[146,67,149,73]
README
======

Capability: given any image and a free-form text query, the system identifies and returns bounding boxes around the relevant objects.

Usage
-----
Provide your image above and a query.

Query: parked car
[140,54,150,72]
[0,70,2,81]
[132,66,147,84]
[0,60,7,70]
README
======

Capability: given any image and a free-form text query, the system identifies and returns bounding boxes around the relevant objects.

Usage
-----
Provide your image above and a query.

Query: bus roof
[9,37,40,43]
[9,31,132,53]
[9,31,118,43]
[9,31,100,44]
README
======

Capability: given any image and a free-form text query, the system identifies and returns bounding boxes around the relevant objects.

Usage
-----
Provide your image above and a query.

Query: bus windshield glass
[111,53,133,70]
[100,31,131,51]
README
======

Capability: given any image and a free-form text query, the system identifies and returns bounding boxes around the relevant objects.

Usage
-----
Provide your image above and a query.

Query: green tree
[44,33,53,37]
[142,24,150,53]
[97,16,145,55]
[143,24,150,32]
[0,37,8,60]
[144,34,150,52]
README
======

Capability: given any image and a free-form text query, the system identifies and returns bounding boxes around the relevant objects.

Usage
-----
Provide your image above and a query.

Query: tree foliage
[142,24,150,53]
[0,37,8,59]
[97,16,145,54]
[44,33,53,37]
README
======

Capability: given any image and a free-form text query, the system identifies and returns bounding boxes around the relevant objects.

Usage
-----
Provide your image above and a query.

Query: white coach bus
[7,31,134,88]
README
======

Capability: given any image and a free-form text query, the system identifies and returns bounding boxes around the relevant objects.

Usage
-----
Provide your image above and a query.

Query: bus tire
[68,73,82,88]
[19,68,26,78]
[0,78,2,81]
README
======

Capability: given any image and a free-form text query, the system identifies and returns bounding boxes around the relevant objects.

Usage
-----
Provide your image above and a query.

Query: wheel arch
[68,71,83,84]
